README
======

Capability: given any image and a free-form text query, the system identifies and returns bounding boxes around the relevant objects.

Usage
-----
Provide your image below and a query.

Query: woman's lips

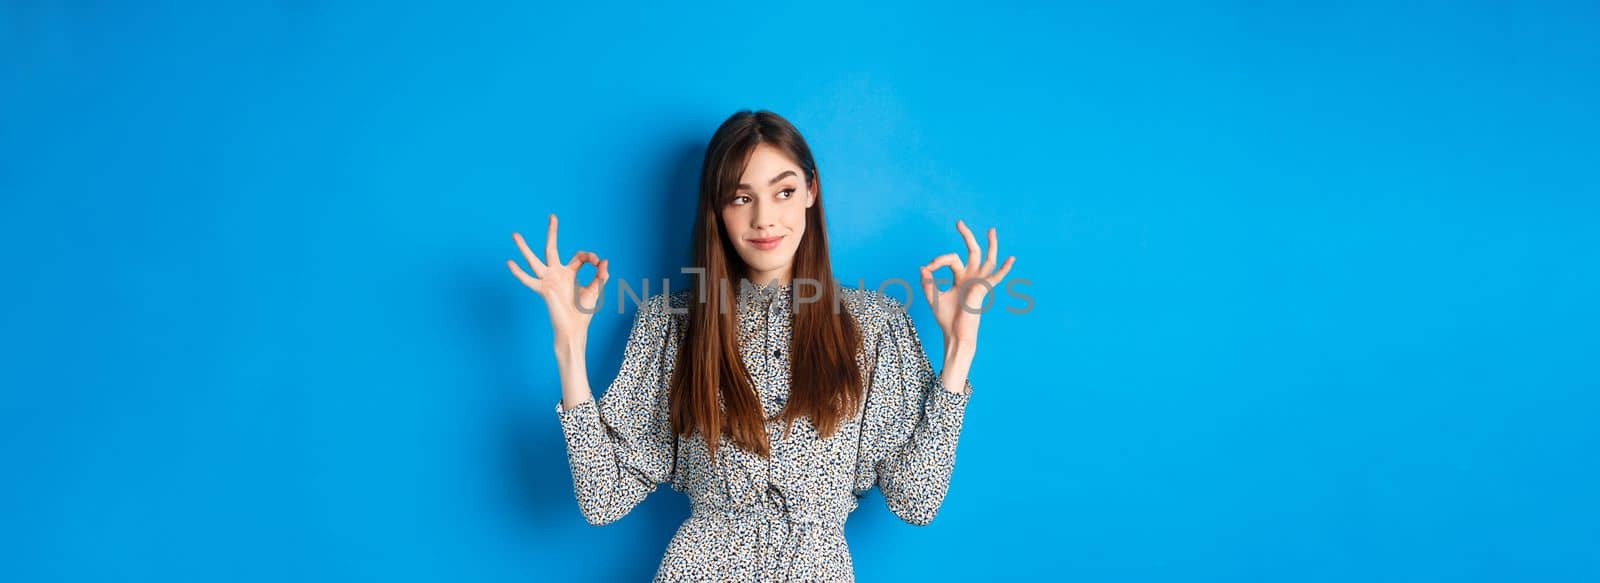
[750,235,783,250]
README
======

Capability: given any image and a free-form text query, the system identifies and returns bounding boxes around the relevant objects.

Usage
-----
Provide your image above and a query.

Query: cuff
[926,377,972,428]
[555,398,600,440]
[934,376,974,399]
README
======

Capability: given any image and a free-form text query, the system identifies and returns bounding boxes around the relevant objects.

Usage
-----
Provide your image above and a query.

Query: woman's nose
[751,203,778,229]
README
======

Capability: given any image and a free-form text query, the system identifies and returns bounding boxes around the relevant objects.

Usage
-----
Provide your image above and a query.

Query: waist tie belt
[691,485,849,581]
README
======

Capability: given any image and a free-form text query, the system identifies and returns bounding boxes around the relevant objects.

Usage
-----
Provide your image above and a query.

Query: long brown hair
[669,110,864,461]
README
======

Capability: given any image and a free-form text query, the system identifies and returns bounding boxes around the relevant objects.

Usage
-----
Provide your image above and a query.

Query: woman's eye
[778,189,794,198]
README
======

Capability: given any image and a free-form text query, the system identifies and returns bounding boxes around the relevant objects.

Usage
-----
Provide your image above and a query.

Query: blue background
[3,2,1597,581]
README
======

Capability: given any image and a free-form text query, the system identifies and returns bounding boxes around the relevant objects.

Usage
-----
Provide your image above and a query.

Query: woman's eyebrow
[737,170,797,190]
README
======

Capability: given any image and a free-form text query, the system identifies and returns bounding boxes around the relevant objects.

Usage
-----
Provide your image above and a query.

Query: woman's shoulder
[643,289,693,320]
[616,289,693,331]
[663,288,694,313]
[837,285,914,336]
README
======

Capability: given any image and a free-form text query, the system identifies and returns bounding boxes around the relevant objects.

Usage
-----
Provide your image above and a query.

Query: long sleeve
[858,295,973,526]
[554,293,676,526]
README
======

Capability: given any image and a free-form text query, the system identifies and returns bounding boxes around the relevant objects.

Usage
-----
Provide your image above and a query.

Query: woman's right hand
[507,213,610,349]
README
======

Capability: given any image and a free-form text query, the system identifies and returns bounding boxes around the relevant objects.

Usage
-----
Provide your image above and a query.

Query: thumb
[585,259,610,294]
[919,265,937,306]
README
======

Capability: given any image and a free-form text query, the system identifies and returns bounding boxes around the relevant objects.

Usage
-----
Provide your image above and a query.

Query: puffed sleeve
[854,294,973,526]
[554,292,676,526]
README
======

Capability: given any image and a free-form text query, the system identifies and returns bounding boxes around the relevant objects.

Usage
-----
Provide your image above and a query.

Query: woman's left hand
[919,219,1016,345]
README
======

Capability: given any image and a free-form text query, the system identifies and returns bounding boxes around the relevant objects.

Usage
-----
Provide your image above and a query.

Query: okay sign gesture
[919,219,1016,344]
[506,214,610,346]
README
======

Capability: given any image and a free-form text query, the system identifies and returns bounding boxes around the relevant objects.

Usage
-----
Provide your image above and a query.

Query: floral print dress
[555,280,973,581]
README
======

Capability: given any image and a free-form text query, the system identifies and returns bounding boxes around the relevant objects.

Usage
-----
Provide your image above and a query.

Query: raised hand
[918,219,1016,345]
[506,213,610,347]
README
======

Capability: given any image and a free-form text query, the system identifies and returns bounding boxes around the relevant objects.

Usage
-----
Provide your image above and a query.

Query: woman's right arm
[554,322,596,411]
[506,214,673,526]
[552,294,676,526]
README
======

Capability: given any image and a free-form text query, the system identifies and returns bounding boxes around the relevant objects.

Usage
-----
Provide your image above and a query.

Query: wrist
[554,335,587,362]
[942,336,976,361]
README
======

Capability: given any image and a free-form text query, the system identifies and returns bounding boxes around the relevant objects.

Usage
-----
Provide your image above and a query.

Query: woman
[505,110,1016,581]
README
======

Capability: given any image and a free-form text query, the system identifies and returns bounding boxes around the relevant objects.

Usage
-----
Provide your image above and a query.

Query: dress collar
[737,279,793,312]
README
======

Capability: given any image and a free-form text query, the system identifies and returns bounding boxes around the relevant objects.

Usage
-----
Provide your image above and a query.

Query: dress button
[773,348,781,358]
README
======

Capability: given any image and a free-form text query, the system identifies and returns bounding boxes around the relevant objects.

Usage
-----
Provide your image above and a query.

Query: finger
[506,259,543,293]
[923,253,965,288]
[545,214,560,268]
[570,251,599,277]
[566,249,588,271]
[986,256,1016,285]
[513,232,547,275]
[919,265,937,305]
[956,219,980,276]
[981,227,998,274]
[584,258,610,294]
[567,250,599,276]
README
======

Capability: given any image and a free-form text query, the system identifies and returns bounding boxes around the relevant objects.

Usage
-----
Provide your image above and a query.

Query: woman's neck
[744,270,791,289]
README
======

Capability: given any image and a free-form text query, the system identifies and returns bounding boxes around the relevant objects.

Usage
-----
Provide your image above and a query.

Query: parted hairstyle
[669,110,864,461]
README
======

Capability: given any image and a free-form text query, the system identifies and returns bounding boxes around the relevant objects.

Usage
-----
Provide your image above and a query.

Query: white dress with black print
[555,280,973,581]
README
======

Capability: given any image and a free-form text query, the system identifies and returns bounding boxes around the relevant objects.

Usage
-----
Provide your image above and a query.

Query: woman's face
[721,143,816,285]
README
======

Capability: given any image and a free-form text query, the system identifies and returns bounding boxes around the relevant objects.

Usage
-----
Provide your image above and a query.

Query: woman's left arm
[868,298,974,526]
[869,219,1015,525]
